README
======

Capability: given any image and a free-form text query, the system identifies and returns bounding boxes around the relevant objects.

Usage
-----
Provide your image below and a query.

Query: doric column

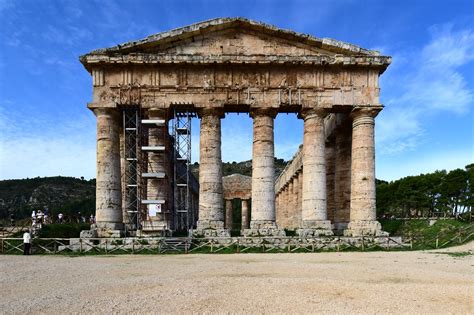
[225,199,233,230]
[296,171,303,226]
[246,108,284,236]
[94,108,123,232]
[275,193,282,227]
[334,115,352,231]
[241,199,250,230]
[298,108,333,236]
[196,108,228,236]
[146,108,170,229]
[344,107,385,236]
[291,175,299,229]
[325,139,336,223]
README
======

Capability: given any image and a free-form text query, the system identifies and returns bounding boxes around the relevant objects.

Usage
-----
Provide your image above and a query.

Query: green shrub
[37,223,90,238]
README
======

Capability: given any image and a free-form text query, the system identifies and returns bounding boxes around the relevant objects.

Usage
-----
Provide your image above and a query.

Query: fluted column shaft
[350,111,377,221]
[250,110,276,225]
[326,140,336,222]
[299,108,332,235]
[335,122,352,226]
[345,108,384,236]
[197,109,225,230]
[94,108,122,228]
[301,109,327,222]
[291,175,299,229]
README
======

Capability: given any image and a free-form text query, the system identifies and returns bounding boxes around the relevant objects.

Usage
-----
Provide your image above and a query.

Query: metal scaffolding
[122,107,198,235]
[122,107,141,232]
[173,110,195,231]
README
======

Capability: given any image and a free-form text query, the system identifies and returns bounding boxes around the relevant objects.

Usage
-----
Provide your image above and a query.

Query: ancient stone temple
[80,18,391,238]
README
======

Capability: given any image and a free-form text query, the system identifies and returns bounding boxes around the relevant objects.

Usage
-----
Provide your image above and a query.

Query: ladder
[122,107,141,232]
[173,110,195,231]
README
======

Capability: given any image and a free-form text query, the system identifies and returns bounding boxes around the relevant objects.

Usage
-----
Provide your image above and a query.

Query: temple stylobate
[80,17,391,238]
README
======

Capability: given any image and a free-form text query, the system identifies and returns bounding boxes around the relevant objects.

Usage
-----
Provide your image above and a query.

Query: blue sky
[0,0,473,181]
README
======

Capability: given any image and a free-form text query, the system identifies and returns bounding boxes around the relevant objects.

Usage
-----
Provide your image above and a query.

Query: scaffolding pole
[122,107,141,233]
[173,110,194,231]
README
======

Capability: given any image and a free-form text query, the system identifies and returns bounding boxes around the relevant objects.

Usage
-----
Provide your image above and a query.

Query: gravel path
[1,243,472,314]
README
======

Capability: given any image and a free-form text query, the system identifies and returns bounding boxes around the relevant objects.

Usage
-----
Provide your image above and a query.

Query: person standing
[58,213,63,224]
[23,231,31,255]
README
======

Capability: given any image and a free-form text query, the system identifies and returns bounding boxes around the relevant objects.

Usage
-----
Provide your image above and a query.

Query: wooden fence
[1,224,471,255]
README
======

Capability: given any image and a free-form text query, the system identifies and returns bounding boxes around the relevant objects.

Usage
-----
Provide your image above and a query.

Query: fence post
[361,236,365,251]
[435,237,439,248]
[236,239,240,253]
[337,238,340,252]
[79,238,83,254]
[104,239,108,254]
[210,239,214,253]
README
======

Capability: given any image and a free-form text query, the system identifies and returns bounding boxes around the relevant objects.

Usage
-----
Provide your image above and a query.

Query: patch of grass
[446,251,472,257]
[433,251,472,258]
[379,219,404,235]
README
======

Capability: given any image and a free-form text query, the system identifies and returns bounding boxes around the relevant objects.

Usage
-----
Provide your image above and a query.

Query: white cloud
[377,25,474,155]
[0,105,96,180]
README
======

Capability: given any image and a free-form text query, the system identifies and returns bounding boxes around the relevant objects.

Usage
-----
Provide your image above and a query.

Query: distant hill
[0,158,291,221]
[0,177,96,221]
[190,158,288,179]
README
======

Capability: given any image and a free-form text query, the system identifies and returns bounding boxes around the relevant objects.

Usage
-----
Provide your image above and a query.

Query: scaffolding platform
[141,119,165,126]
[141,172,166,179]
[141,146,165,151]
[141,199,166,204]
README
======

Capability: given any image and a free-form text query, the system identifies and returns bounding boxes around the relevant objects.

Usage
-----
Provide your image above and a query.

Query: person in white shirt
[23,231,31,255]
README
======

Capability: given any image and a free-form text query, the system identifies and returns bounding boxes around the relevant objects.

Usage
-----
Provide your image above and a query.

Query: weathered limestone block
[222,174,252,200]
[344,108,386,237]
[299,109,333,236]
[79,229,98,238]
[94,108,123,232]
[195,109,229,236]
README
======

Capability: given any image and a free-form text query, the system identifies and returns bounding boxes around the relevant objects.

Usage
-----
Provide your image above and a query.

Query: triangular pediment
[83,18,380,58]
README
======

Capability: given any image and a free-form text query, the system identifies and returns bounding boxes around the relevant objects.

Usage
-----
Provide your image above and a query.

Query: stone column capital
[93,107,120,118]
[300,108,328,120]
[249,108,277,118]
[350,106,382,120]
[197,107,225,118]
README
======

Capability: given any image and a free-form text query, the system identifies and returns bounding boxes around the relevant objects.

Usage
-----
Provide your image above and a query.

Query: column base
[138,221,172,237]
[86,222,124,238]
[343,220,388,237]
[297,220,334,236]
[193,220,230,237]
[243,220,286,237]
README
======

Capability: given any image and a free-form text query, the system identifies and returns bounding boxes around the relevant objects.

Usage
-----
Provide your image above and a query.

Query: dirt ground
[1,243,472,314]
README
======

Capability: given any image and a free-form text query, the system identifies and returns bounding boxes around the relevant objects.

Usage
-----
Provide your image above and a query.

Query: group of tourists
[31,208,50,229]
